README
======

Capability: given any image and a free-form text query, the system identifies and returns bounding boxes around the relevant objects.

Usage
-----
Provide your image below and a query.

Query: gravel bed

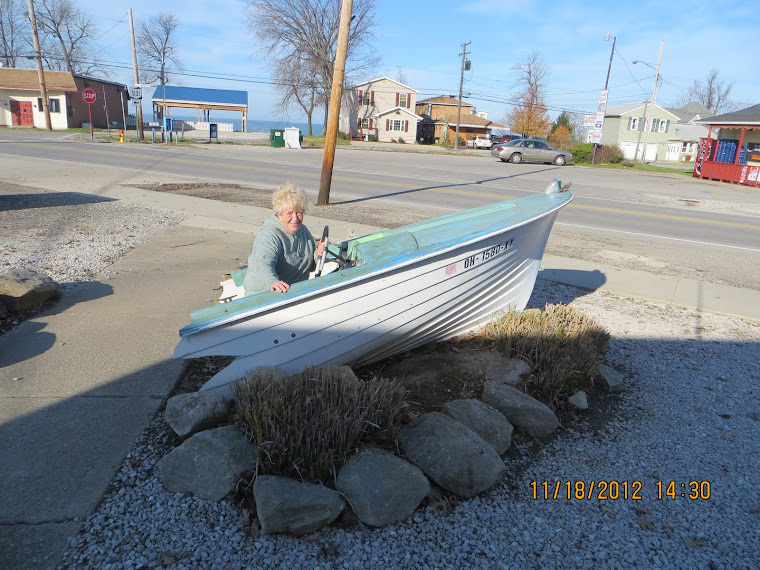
[57,277,760,569]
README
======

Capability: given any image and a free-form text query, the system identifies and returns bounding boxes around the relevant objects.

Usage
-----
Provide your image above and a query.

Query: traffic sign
[128,86,142,100]
[82,88,97,104]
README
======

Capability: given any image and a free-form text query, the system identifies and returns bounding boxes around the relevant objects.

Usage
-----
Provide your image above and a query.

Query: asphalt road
[1,131,759,290]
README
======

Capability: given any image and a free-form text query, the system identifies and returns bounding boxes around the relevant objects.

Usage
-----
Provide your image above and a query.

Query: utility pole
[633,99,649,161]
[27,0,51,130]
[317,0,353,205]
[641,40,664,163]
[454,42,470,150]
[129,9,144,141]
[591,34,615,165]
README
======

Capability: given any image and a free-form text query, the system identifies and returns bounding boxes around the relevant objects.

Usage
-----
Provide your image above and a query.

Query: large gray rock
[481,382,559,439]
[443,399,514,455]
[0,269,59,312]
[158,425,257,501]
[400,412,506,498]
[254,475,344,536]
[164,391,231,439]
[337,448,429,527]
[598,364,625,392]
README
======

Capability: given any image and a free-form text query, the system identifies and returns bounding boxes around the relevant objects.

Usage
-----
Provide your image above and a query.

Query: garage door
[620,141,655,161]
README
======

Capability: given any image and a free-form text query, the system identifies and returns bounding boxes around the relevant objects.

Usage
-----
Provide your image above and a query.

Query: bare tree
[674,68,736,115]
[503,51,551,138]
[273,57,323,135]
[1,0,32,68]
[33,0,103,75]
[246,0,379,128]
[136,13,182,88]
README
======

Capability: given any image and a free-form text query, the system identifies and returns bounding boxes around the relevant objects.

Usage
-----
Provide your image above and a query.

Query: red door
[10,101,34,126]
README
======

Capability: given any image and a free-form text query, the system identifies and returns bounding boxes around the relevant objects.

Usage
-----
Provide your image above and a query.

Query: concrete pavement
[1,183,759,569]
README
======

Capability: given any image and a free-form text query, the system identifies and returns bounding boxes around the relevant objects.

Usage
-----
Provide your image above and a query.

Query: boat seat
[352,231,419,264]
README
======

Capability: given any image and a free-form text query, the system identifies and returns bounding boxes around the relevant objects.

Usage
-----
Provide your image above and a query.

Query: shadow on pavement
[535,269,607,299]
[331,169,554,205]
[0,281,113,367]
[0,192,115,211]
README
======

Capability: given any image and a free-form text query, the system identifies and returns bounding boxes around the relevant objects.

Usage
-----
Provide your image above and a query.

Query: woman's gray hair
[272,183,307,215]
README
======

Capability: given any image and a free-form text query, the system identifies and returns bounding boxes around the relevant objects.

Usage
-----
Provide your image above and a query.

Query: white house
[0,68,77,130]
[339,77,422,143]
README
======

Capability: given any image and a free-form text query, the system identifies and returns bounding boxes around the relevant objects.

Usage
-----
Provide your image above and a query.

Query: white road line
[556,222,760,253]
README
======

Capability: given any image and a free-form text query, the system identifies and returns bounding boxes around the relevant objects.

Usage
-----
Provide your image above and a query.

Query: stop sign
[82,88,96,104]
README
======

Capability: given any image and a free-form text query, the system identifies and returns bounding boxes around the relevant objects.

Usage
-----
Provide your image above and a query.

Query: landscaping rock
[481,382,559,439]
[164,391,231,439]
[254,475,344,536]
[598,364,625,392]
[158,425,257,501]
[337,448,429,527]
[400,412,506,498]
[568,391,589,410]
[0,269,59,312]
[443,399,514,455]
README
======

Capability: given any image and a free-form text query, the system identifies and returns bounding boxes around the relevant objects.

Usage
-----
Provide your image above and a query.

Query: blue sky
[75,0,758,124]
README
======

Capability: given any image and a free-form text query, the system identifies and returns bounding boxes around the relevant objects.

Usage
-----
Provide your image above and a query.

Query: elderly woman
[243,183,324,296]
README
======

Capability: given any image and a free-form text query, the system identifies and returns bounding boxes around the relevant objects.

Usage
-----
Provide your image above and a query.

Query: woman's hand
[269,280,290,293]
[316,239,325,257]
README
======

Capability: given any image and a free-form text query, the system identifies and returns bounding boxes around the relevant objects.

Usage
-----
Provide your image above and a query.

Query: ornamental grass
[233,366,407,484]
[480,304,610,403]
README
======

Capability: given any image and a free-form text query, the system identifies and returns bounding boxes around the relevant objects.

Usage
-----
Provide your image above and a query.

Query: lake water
[170,115,322,135]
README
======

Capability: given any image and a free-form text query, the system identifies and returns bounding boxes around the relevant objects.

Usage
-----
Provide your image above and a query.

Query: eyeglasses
[281,210,304,218]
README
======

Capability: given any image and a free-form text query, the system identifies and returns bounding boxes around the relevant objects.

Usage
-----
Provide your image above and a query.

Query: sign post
[82,88,97,141]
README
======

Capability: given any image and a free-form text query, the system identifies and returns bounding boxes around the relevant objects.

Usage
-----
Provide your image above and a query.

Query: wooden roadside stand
[693,104,760,188]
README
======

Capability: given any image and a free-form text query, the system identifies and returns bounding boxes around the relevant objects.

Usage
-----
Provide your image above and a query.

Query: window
[38,98,61,113]
[629,117,640,131]
[658,119,669,133]
[387,119,406,132]
[360,118,370,129]
[398,93,408,108]
[361,91,372,105]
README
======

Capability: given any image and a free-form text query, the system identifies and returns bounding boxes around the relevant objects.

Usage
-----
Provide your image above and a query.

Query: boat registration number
[445,238,515,275]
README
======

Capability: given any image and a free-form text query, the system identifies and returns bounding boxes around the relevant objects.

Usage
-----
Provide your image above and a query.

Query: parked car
[466,136,492,149]
[491,138,572,165]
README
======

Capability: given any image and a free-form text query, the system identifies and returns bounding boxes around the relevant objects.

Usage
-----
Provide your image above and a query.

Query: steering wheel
[314,225,329,277]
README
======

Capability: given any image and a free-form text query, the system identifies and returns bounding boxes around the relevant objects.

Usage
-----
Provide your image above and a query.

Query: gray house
[600,101,712,162]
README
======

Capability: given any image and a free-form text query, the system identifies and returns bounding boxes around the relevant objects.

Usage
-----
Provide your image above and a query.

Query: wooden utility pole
[27,0,51,130]
[317,0,353,205]
[454,41,470,150]
[129,9,144,141]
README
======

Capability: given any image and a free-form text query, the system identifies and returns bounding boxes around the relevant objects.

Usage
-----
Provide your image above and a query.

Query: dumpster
[270,129,285,148]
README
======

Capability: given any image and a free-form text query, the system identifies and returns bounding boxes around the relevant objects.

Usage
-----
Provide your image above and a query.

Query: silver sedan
[491,138,573,165]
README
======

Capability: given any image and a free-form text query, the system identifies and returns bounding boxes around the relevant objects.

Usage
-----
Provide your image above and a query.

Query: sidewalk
[2,186,759,569]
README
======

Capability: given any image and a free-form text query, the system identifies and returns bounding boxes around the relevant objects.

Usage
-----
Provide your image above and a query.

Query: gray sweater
[243,215,317,295]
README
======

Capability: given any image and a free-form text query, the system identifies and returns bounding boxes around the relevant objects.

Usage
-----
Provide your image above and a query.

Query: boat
[173,183,573,398]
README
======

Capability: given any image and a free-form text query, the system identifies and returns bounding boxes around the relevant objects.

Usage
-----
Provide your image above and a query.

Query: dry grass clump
[233,367,407,484]
[481,304,610,403]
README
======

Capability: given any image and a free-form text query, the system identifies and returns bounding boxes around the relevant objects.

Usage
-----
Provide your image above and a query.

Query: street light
[633,41,664,163]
